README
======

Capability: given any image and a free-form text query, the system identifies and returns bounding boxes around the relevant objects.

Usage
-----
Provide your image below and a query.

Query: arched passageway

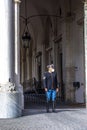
[20,0,85,107]
[0,0,87,119]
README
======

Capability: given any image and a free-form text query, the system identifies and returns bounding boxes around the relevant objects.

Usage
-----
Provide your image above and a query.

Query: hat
[47,64,54,68]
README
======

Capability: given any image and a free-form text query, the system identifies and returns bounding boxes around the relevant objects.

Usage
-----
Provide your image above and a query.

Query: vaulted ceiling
[20,0,83,47]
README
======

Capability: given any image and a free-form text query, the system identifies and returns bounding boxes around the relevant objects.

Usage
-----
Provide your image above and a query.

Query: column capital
[14,0,21,3]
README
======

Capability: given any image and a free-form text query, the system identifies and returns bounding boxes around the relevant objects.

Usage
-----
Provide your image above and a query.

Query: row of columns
[20,1,87,107]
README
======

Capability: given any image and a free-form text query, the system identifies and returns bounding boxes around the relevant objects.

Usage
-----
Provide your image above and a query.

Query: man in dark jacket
[43,64,59,112]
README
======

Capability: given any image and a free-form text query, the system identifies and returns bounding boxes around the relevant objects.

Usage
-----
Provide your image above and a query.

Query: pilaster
[62,17,76,102]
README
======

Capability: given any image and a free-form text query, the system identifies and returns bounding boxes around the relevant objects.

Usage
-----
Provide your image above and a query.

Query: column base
[65,85,75,103]
[16,84,24,110]
[0,92,23,118]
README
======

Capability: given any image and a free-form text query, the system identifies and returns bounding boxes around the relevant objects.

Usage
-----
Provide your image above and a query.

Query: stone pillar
[32,50,35,77]
[26,48,29,80]
[14,0,24,109]
[42,43,46,74]
[0,0,14,84]
[84,2,87,108]
[20,47,24,83]
[23,48,27,81]
[63,20,75,102]
[0,0,22,118]
[14,0,21,87]
[29,54,32,79]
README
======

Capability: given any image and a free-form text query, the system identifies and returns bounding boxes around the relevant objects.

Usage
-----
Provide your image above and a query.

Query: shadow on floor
[22,101,85,116]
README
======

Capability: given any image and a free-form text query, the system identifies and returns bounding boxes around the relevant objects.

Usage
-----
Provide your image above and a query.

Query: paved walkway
[0,107,87,130]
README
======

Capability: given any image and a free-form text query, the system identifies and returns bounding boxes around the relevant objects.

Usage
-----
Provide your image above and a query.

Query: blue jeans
[46,90,56,101]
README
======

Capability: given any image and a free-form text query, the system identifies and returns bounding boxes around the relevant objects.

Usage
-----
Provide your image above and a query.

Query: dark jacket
[43,71,58,90]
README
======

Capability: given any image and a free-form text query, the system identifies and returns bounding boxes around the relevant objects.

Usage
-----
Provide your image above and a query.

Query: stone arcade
[0,0,87,118]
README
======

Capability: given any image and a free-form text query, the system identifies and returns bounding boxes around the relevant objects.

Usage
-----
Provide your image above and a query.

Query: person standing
[43,64,59,112]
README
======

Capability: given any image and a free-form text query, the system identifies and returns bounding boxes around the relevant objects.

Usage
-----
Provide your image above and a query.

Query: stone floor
[0,104,87,130]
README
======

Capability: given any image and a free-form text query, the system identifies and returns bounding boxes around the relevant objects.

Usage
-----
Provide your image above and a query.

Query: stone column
[26,48,29,80]
[42,43,46,74]
[84,2,87,108]
[20,47,24,83]
[0,0,22,118]
[14,0,24,109]
[0,0,14,84]
[32,50,35,77]
[62,20,75,102]
[29,54,32,79]
[14,0,21,87]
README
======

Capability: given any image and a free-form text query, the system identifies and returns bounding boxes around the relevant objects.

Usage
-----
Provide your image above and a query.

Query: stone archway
[20,0,86,105]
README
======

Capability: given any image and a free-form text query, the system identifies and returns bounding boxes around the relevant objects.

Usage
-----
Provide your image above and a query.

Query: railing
[24,93,46,104]
[23,78,61,105]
